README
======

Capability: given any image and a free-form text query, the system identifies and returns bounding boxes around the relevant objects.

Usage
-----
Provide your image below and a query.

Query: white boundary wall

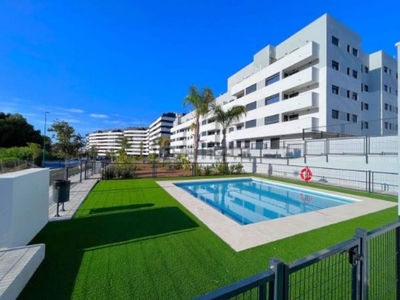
[0,169,49,249]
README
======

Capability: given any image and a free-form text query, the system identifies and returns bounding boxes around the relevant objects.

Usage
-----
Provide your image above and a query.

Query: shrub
[102,166,116,180]
[233,163,244,174]
[216,162,230,175]
[203,165,213,176]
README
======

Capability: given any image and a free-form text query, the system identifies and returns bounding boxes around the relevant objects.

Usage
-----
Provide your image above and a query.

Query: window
[347,113,350,121]
[352,114,357,123]
[283,92,299,99]
[332,109,339,119]
[229,127,234,133]
[236,141,241,148]
[237,124,243,130]
[270,138,280,150]
[352,70,358,79]
[265,73,280,86]
[255,139,263,149]
[347,67,350,75]
[364,122,369,129]
[246,101,257,111]
[228,142,234,149]
[385,122,389,129]
[364,103,369,110]
[201,131,206,136]
[389,87,392,93]
[364,85,369,92]
[244,140,250,149]
[332,60,339,70]
[385,103,389,110]
[332,85,339,94]
[201,120,207,125]
[384,85,388,92]
[364,66,369,73]
[347,45,351,52]
[352,48,358,57]
[265,94,279,105]
[245,119,256,129]
[245,83,257,95]
[332,36,339,46]
[352,92,358,101]
[283,114,299,122]
[346,90,350,98]
[264,114,279,125]
[384,66,388,73]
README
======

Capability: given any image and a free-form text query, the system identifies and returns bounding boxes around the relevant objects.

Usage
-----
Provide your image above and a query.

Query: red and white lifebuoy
[300,167,313,182]
[300,193,312,204]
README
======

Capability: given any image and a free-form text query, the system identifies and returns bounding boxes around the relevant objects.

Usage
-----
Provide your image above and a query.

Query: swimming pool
[175,178,355,225]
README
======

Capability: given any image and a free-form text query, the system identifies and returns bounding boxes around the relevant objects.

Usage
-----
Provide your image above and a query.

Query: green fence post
[269,257,289,300]
[354,228,368,300]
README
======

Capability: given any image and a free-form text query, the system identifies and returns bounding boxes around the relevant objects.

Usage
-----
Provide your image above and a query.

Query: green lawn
[19,177,398,300]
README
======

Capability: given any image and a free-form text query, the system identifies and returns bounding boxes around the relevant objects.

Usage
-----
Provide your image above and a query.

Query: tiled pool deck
[158,177,397,252]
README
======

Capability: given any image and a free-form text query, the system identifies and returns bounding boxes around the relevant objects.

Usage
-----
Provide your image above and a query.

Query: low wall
[0,169,49,248]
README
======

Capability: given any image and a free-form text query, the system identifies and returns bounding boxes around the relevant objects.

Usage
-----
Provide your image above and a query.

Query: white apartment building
[87,127,148,157]
[170,14,398,156]
[148,112,181,155]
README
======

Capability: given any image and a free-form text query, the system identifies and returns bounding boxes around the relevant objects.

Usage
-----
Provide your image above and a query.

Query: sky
[0,0,399,137]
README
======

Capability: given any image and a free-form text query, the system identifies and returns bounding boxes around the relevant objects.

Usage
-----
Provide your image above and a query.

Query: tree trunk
[193,116,199,165]
[222,129,227,164]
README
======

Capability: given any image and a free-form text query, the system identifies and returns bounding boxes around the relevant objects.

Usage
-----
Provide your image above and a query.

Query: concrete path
[49,173,101,221]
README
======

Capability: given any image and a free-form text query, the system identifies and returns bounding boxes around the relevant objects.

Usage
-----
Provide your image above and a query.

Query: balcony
[230,41,318,96]
[230,117,319,140]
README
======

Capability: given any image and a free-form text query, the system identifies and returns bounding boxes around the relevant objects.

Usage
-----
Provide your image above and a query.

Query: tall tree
[183,86,214,165]
[27,142,42,164]
[211,104,247,164]
[153,137,170,163]
[0,112,42,147]
[88,145,98,160]
[116,136,131,154]
[48,120,85,175]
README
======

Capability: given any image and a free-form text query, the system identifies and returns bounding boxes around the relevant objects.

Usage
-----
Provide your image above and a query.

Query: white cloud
[90,113,109,119]
[68,108,85,113]
[64,118,81,124]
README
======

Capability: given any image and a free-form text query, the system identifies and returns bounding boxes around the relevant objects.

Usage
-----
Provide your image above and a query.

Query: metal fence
[49,161,94,185]
[0,159,32,173]
[98,161,399,196]
[173,134,397,161]
[245,162,398,196]
[195,220,400,300]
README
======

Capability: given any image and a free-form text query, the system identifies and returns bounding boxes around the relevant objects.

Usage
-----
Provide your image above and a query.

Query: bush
[233,163,244,174]
[203,165,213,176]
[101,164,137,180]
[102,166,116,180]
[216,162,230,175]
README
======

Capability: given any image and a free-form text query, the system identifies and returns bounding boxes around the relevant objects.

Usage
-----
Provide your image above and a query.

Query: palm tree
[116,136,131,154]
[153,137,170,164]
[211,104,247,164]
[183,85,214,165]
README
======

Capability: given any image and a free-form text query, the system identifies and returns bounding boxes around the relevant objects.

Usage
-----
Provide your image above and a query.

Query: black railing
[195,220,400,299]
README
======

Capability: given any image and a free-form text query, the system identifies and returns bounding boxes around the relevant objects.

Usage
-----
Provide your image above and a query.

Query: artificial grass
[19,177,398,300]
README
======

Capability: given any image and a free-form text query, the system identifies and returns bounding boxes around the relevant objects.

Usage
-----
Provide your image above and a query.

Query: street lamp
[42,111,50,167]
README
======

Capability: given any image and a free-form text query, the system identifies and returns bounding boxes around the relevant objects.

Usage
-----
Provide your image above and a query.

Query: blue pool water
[175,178,355,225]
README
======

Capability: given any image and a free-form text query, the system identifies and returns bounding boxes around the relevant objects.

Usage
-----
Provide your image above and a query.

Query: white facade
[87,127,148,157]
[148,112,180,155]
[0,169,49,249]
[170,14,398,156]
[87,113,181,157]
